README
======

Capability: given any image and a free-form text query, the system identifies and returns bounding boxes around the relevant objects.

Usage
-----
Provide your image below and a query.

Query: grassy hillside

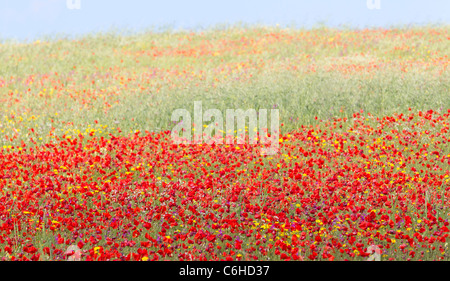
[0,26,449,146]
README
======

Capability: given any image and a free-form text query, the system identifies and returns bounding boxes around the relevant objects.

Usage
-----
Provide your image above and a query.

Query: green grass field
[1,26,449,146]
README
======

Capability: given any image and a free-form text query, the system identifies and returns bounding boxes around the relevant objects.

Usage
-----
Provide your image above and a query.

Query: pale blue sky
[1,0,449,41]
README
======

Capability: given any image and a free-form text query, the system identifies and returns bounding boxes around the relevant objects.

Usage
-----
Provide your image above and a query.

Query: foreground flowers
[0,109,448,261]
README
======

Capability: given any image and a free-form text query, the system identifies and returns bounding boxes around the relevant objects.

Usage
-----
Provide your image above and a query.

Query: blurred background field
[0,26,449,146]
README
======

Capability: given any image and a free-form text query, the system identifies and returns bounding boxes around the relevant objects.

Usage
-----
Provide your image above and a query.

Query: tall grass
[0,25,449,146]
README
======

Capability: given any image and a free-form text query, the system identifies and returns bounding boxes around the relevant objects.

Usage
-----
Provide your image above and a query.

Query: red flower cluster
[0,109,449,261]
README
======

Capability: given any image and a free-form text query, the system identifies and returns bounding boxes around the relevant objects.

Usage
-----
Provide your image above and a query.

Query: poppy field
[0,26,449,261]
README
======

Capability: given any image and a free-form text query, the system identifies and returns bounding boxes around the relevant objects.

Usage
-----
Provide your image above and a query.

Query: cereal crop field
[0,26,449,261]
